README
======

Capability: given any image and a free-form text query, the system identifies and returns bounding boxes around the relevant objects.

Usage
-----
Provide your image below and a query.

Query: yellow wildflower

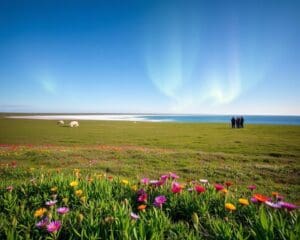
[239,198,249,206]
[50,187,57,192]
[225,203,236,211]
[221,188,228,194]
[77,213,84,222]
[131,185,137,191]
[34,208,47,218]
[121,179,129,185]
[70,181,78,187]
[96,174,103,179]
[75,189,83,197]
[80,196,86,203]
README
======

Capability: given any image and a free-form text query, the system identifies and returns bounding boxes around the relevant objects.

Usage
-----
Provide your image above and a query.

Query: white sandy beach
[6,115,168,122]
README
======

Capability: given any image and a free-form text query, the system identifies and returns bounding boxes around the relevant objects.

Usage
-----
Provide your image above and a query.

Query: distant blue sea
[141,115,300,125]
[8,114,300,125]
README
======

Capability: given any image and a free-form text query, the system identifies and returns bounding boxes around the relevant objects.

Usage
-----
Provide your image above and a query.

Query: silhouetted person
[231,117,236,128]
[236,117,241,128]
[240,116,244,128]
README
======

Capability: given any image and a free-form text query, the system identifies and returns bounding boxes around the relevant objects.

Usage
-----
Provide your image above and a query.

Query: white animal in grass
[69,121,79,128]
[57,120,64,126]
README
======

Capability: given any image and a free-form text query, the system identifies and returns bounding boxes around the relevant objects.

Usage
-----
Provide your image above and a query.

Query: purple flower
[57,207,69,214]
[250,197,258,203]
[278,201,298,211]
[36,218,49,229]
[45,200,57,206]
[154,195,167,208]
[141,178,149,184]
[265,201,282,209]
[47,220,61,233]
[130,212,140,220]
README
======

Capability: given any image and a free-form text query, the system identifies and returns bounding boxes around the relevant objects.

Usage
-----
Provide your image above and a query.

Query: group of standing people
[231,116,244,128]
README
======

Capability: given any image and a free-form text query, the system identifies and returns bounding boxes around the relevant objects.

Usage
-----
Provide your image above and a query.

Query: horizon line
[1,112,300,117]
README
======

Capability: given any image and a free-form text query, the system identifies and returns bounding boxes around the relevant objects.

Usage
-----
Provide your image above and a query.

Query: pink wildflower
[47,220,61,233]
[45,200,57,206]
[36,218,49,229]
[169,172,179,179]
[171,182,182,194]
[160,175,169,181]
[195,185,206,193]
[141,178,149,184]
[154,195,167,208]
[214,184,224,191]
[137,193,148,203]
[130,212,140,220]
[57,207,69,214]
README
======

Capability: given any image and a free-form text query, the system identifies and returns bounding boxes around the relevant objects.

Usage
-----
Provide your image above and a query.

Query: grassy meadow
[0,117,299,239]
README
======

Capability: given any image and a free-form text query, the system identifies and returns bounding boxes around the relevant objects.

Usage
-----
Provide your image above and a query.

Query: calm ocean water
[141,115,300,125]
[8,114,300,125]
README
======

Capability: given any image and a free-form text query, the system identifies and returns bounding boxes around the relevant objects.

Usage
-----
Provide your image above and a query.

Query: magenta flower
[214,184,224,191]
[248,185,256,191]
[57,207,69,214]
[47,220,61,233]
[160,175,169,181]
[6,186,13,192]
[169,172,179,179]
[154,195,167,208]
[45,200,57,206]
[171,182,182,194]
[137,193,148,202]
[156,180,166,187]
[265,201,282,209]
[250,197,258,203]
[150,179,165,187]
[36,218,49,229]
[195,185,206,193]
[130,212,140,220]
[278,201,298,211]
[141,178,149,184]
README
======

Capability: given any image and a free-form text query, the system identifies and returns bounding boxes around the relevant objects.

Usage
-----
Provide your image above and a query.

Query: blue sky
[0,0,299,114]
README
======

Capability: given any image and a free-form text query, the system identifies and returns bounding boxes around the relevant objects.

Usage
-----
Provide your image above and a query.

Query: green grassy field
[1,118,299,202]
[0,117,300,239]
